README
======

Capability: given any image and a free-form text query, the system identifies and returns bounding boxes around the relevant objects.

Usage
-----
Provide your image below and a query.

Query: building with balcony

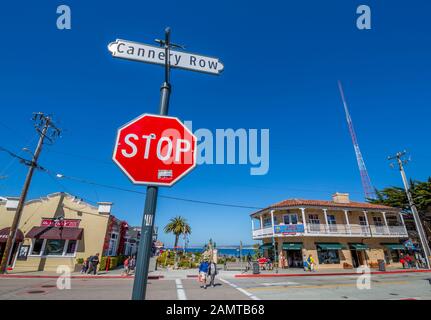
[251,193,409,269]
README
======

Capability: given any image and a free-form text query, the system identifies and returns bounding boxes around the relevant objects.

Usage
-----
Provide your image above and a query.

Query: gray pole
[390,151,431,269]
[0,116,51,273]
[132,27,172,300]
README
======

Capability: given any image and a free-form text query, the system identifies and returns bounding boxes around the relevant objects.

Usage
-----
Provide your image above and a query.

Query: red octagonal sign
[113,114,197,186]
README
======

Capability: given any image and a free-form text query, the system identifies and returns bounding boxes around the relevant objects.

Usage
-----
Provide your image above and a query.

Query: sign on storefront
[41,219,81,228]
[274,224,305,234]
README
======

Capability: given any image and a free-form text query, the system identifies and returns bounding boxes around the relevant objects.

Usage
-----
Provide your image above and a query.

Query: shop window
[317,249,340,264]
[65,240,77,255]
[44,239,66,256]
[31,239,44,255]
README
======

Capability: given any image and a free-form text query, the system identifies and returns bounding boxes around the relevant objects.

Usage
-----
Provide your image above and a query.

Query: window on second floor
[263,217,272,227]
[283,214,298,225]
[327,215,336,225]
[308,214,320,224]
[373,216,384,226]
[359,216,367,226]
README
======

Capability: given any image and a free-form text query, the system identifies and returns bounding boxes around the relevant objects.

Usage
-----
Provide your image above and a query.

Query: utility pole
[132,27,185,300]
[388,151,431,269]
[0,113,61,273]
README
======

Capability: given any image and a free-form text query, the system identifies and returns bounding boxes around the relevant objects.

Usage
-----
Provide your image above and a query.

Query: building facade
[0,192,128,272]
[251,193,409,269]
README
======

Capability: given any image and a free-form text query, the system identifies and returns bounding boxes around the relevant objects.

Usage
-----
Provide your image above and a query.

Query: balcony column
[382,212,389,234]
[251,218,255,231]
[270,210,278,273]
[270,210,275,229]
[398,212,407,234]
[260,215,263,230]
[363,210,370,235]
[344,210,351,234]
[323,209,329,233]
[300,208,307,234]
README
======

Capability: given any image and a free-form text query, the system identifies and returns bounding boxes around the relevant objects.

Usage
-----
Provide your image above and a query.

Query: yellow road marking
[247,281,408,292]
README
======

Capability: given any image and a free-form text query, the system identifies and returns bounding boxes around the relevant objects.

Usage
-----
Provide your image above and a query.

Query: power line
[53,172,264,210]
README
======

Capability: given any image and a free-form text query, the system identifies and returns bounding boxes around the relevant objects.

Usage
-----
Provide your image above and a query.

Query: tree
[164,216,192,251]
[369,177,431,243]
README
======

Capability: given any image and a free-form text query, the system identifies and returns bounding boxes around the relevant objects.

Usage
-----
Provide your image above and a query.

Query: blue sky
[0,1,430,247]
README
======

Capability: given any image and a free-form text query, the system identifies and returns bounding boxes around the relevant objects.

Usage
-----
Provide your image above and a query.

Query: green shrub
[76,258,84,264]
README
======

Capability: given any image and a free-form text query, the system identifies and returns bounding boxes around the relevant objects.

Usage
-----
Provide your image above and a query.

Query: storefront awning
[382,243,405,250]
[349,243,369,251]
[316,243,344,250]
[259,243,274,250]
[0,227,24,243]
[25,226,83,240]
[282,243,302,250]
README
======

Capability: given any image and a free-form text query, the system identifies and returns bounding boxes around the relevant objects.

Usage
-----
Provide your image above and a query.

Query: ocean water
[166,248,255,257]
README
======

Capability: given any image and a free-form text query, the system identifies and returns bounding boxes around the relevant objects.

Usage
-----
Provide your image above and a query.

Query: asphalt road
[0,273,430,300]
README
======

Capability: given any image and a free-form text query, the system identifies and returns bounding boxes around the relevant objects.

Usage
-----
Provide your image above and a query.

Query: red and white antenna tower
[338,81,376,200]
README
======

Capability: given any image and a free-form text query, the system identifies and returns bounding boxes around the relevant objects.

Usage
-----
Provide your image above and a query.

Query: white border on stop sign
[112,113,197,187]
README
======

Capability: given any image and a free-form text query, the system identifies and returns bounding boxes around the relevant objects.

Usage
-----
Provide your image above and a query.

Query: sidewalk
[0,267,162,280]
[234,266,431,278]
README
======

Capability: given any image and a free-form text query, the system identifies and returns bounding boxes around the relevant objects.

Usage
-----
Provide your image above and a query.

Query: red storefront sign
[41,219,81,228]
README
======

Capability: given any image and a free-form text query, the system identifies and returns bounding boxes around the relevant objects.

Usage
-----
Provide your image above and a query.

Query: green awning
[282,243,302,250]
[316,243,344,250]
[382,243,405,250]
[259,243,274,250]
[349,243,369,251]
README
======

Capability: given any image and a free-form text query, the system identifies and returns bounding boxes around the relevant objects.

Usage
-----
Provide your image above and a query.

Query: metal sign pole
[132,27,172,300]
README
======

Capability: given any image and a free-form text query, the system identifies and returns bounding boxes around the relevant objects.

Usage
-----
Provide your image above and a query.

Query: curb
[0,274,164,280]
[234,269,431,278]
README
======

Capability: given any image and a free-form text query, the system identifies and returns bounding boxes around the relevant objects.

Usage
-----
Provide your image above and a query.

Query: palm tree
[164,216,192,251]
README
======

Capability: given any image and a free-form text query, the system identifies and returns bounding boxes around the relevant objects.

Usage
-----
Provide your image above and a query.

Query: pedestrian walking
[122,256,130,276]
[303,254,308,271]
[247,253,252,271]
[87,253,100,275]
[81,258,89,274]
[198,259,209,289]
[129,256,136,274]
[307,254,315,272]
[208,260,218,287]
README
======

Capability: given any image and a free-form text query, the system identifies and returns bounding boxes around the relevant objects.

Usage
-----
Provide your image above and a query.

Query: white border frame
[112,113,198,187]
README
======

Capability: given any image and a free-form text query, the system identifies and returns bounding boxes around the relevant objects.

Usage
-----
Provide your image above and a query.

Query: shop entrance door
[351,250,365,268]
[285,250,303,268]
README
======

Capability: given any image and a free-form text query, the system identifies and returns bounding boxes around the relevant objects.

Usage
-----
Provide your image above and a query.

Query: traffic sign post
[109,27,221,300]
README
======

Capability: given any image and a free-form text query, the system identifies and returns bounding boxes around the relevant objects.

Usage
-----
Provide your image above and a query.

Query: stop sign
[113,114,197,186]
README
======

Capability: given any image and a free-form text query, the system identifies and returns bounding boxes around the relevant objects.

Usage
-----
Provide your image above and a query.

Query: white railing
[306,224,371,236]
[369,225,408,237]
[252,224,408,239]
[252,227,274,238]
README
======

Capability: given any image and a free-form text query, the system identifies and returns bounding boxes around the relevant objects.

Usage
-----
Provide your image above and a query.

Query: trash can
[378,259,386,272]
[252,261,260,274]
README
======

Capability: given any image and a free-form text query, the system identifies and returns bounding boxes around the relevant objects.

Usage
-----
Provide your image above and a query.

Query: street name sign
[113,114,197,187]
[108,39,224,75]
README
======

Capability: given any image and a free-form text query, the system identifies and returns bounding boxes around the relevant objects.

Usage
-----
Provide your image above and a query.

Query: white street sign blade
[108,39,224,75]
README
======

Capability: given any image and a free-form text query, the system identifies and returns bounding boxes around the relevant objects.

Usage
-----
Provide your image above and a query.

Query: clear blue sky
[0,1,430,247]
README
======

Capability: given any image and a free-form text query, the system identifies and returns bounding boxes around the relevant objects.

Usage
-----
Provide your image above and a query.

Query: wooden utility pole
[0,113,60,273]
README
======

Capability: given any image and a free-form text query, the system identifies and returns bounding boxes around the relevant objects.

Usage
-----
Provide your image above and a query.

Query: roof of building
[252,198,400,216]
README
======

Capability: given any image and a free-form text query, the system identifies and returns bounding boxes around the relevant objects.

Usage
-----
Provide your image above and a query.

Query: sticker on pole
[113,114,197,186]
